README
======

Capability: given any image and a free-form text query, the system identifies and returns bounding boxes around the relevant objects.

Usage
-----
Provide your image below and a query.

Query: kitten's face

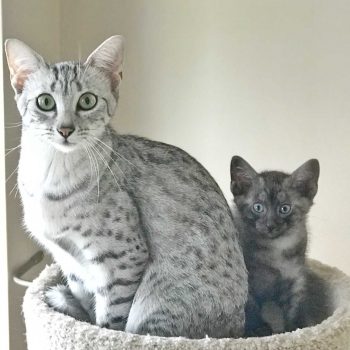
[230,157,320,239]
[234,172,310,238]
[5,36,124,153]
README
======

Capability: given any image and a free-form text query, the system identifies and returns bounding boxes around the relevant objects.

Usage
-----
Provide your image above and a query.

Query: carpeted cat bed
[23,260,350,350]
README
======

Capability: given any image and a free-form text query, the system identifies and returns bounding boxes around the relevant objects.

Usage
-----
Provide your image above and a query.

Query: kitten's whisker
[92,136,139,170]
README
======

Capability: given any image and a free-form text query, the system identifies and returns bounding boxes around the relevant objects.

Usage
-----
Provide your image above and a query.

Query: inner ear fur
[5,39,45,94]
[84,35,124,90]
[230,156,258,196]
[290,159,320,200]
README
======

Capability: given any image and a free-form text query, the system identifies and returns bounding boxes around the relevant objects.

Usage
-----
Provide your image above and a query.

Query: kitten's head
[5,36,124,153]
[230,156,319,239]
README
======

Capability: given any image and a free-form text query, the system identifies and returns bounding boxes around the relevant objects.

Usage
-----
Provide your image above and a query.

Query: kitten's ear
[85,35,124,89]
[4,39,45,94]
[230,156,258,196]
[290,159,320,199]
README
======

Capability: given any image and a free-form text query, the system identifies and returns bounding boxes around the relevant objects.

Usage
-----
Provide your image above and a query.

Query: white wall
[61,0,350,275]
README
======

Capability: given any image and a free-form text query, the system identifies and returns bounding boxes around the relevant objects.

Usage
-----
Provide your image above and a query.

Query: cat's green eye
[77,92,97,111]
[36,94,56,111]
[253,203,264,213]
[279,204,292,215]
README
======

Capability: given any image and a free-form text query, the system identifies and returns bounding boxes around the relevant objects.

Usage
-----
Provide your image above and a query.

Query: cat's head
[4,36,124,153]
[230,156,319,239]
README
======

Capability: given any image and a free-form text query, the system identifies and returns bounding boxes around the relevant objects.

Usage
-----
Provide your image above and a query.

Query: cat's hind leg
[45,284,91,322]
[125,265,245,338]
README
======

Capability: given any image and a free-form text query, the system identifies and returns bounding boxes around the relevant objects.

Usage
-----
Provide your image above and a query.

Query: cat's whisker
[86,140,120,190]
[9,182,18,197]
[83,140,100,202]
[6,121,22,125]
[87,140,121,191]
[5,144,21,157]
[6,165,19,183]
[92,136,139,170]
[14,184,19,198]
[5,123,22,128]
[91,138,126,180]
[82,142,95,187]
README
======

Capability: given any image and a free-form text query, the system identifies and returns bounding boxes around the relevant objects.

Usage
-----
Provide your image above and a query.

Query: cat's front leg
[281,276,306,332]
[261,301,285,334]
[95,280,140,329]
[89,236,149,330]
[244,294,273,337]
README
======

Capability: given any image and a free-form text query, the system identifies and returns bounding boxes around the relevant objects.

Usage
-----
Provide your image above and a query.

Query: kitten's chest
[269,233,304,280]
[249,232,304,281]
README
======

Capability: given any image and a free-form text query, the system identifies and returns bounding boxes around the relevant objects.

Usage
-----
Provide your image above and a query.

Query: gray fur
[5,37,247,338]
[230,156,331,336]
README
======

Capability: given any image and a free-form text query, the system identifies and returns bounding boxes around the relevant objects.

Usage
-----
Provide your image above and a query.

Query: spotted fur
[5,36,247,338]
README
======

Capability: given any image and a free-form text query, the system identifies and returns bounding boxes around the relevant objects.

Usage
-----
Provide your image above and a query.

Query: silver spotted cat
[5,36,247,338]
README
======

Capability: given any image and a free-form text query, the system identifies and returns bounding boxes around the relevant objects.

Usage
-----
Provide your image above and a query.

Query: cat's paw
[45,284,91,322]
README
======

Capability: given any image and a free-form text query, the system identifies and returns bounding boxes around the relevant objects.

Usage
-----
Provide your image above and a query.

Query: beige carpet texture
[23,260,350,350]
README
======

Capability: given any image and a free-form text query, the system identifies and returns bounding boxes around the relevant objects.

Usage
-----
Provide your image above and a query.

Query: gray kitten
[4,36,247,338]
[230,156,331,336]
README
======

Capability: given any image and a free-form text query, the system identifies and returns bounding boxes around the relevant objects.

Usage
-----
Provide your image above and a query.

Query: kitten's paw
[45,284,90,322]
[261,301,285,334]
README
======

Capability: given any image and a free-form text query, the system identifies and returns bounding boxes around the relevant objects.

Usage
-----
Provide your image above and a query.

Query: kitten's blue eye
[253,203,264,213]
[36,94,56,111]
[78,92,97,111]
[279,204,292,215]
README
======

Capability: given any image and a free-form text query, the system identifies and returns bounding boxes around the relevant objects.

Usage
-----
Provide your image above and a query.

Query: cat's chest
[20,193,108,288]
[20,190,80,244]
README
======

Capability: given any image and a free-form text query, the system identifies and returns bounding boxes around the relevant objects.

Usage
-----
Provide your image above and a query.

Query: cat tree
[23,260,350,350]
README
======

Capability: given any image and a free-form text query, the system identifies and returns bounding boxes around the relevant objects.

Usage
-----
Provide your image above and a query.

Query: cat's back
[114,133,228,214]
[116,133,214,180]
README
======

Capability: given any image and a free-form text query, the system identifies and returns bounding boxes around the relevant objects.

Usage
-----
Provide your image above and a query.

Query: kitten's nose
[266,224,274,232]
[57,125,75,139]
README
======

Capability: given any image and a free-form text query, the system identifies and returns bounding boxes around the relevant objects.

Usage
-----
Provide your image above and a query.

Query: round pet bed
[23,260,350,350]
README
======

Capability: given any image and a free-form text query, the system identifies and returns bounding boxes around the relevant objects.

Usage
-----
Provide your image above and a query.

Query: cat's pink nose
[57,126,75,139]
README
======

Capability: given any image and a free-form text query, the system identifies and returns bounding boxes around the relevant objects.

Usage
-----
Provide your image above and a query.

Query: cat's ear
[290,159,320,199]
[230,156,258,196]
[4,39,45,94]
[85,35,124,89]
